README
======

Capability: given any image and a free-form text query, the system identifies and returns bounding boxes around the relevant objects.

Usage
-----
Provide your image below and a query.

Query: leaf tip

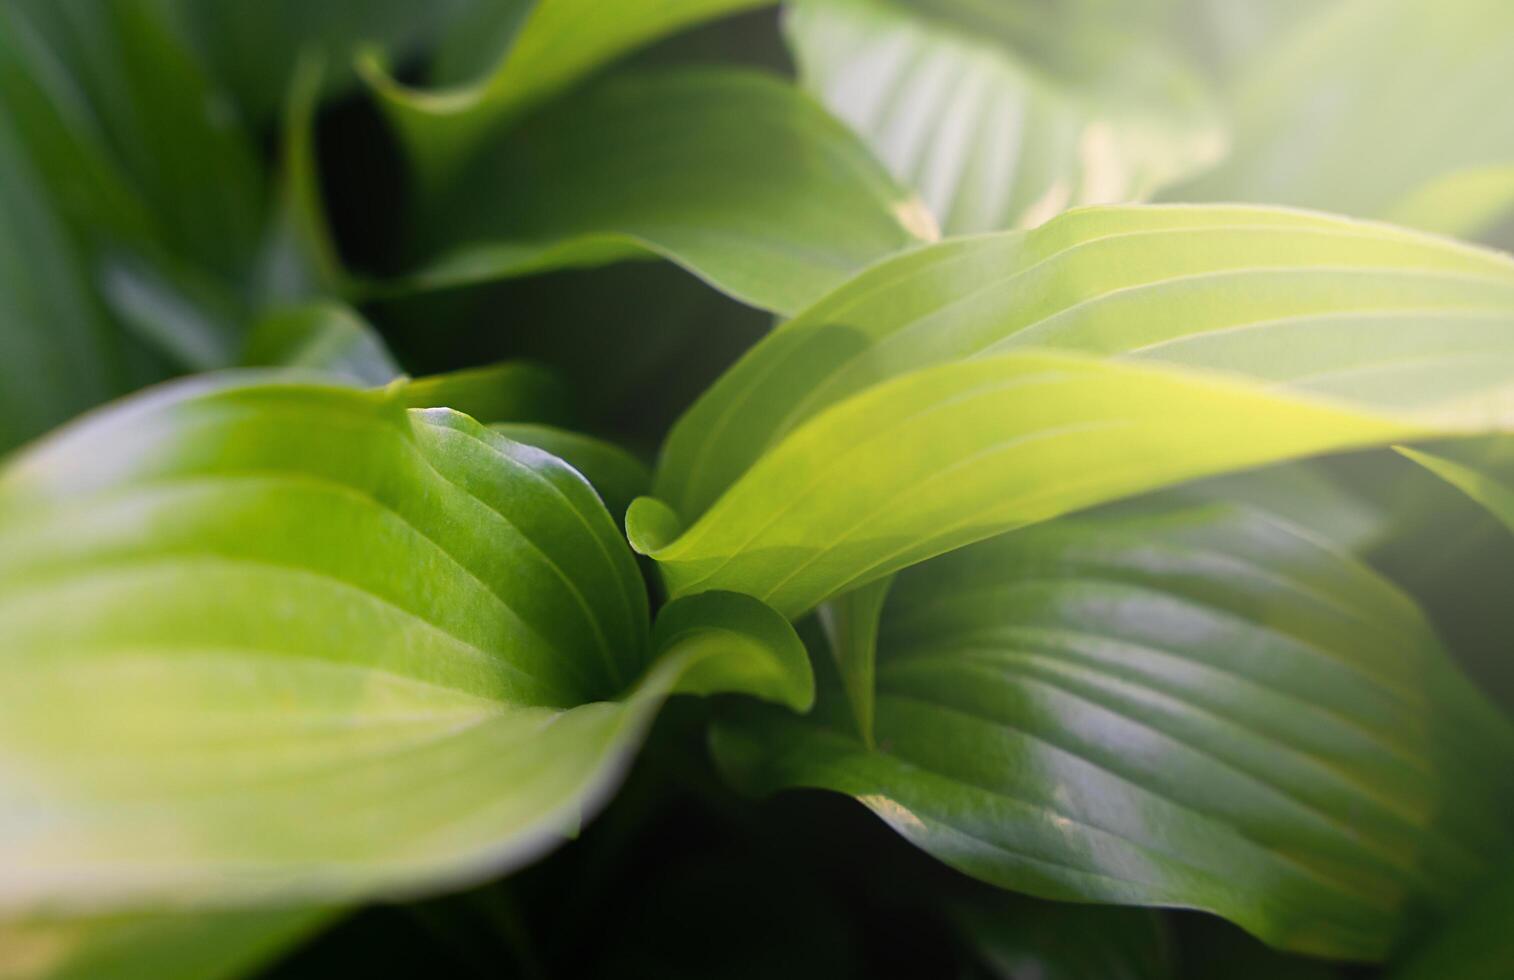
[626,495,683,555]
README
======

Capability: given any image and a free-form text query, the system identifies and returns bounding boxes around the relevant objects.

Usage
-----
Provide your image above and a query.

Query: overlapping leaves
[0,375,807,918]
[638,206,1514,613]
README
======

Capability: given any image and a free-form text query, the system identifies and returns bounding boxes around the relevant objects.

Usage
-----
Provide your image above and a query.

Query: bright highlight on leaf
[785,0,1227,233]
[0,375,803,919]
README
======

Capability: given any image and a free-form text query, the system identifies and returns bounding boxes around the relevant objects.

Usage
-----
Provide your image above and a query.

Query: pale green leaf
[397,69,933,316]
[654,205,1514,521]
[0,374,660,912]
[713,506,1514,959]
[361,0,775,188]
[1177,0,1514,240]
[784,0,1226,234]
[634,350,1459,618]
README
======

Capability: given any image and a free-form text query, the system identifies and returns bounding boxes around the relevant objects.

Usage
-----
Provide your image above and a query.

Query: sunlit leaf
[785,0,1225,233]
[0,375,806,922]
[1177,0,1514,241]
[654,205,1514,521]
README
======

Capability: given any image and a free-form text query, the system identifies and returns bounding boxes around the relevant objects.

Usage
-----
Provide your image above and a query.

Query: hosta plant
[3,1,1514,978]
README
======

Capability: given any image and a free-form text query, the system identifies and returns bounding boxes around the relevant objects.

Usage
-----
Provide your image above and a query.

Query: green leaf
[362,0,776,188]
[242,303,402,386]
[0,62,128,453]
[816,576,892,745]
[257,53,347,306]
[0,0,267,383]
[713,505,1514,959]
[169,0,475,127]
[1177,0,1514,240]
[640,346,1514,618]
[0,374,662,912]
[1392,865,1514,980]
[1397,446,1514,537]
[654,591,814,713]
[396,68,933,316]
[654,205,1514,521]
[951,893,1171,980]
[491,423,651,522]
[0,0,265,282]
[392,361,573,426]
[784,0,1226,234]
[0,907,332,980]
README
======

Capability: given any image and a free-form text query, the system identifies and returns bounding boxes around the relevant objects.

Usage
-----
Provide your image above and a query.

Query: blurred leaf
[713,505,1514,959]
[1,0,264,280]
[1177,0,1514,241]
[362,0,775,188]
[817,576,893,745]
[952,893,1171,980]
[258,54,347,306]
[1148,461,1387,555]
[1398,446,1514,537]
[0,907,332,980]
[171,0,475,127]
[393,361,573,426]
[784,0,1225,233]
[397,68,932,315]
[1392,864,1514,980]
[242,303,403,386]
[491,423,651,522]
[654,205,1514,521]
[0,65,129,453]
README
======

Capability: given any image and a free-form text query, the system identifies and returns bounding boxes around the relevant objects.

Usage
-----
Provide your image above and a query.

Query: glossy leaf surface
[714,506,1514,958]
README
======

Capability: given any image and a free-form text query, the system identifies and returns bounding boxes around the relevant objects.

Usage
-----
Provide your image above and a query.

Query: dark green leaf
[362,0,776,187]
[713,505,1514,958]
[397,69,933,315]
